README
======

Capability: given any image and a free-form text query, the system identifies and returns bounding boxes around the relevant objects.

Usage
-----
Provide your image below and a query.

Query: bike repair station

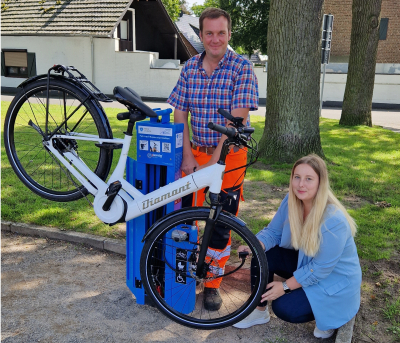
[125,108,196,311]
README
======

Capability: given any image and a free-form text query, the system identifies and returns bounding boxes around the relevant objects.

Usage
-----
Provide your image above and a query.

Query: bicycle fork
[195,192,223,279]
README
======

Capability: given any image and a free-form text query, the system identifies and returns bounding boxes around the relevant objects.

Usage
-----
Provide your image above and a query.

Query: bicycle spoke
[141,210,268,329]
[5,79,111,201]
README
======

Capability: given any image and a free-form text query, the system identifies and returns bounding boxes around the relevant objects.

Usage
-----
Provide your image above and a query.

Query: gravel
[2,231,337,343]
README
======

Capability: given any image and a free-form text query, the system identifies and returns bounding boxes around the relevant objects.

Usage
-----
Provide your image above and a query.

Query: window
[120,20,129,40]
[379,18,389,40]
[1,49,37,78]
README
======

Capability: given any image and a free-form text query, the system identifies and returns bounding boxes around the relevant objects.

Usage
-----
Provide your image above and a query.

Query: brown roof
[1,0,133,37]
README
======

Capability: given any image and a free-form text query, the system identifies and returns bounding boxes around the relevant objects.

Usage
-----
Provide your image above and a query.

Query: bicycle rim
[141,208,268,329]
[4,80,111,202]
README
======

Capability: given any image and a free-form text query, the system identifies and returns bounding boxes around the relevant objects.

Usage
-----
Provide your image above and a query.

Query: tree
[161,0,181,22]
[258,0,324,162]
[339,0,382,126]
[191,0,220,17]
[179,0,192,15]
[220,0,270,57]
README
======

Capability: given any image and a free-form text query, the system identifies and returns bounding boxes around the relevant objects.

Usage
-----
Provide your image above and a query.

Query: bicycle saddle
[113,86,157,118]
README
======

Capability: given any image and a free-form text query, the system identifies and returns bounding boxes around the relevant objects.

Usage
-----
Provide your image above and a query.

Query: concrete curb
[1,221,126,256]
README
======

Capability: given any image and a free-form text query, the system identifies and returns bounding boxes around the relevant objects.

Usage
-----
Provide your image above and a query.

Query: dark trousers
[252,246,315,324]
[182,188,240,250]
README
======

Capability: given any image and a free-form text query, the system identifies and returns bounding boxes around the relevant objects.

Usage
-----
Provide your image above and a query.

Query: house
[324,0,400,66]
[1,0,191,98]
[175,13,204,56]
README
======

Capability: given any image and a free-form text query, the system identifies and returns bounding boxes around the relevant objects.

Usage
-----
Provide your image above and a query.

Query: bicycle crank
[93,192,127,225]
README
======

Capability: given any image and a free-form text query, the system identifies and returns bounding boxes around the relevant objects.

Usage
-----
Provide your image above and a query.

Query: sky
[185,0,205,9]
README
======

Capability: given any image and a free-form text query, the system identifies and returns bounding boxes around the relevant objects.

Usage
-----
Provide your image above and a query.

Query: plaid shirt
[167,49,259,147]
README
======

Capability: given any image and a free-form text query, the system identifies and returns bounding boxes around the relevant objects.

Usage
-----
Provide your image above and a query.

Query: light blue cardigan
[256,194,362,330]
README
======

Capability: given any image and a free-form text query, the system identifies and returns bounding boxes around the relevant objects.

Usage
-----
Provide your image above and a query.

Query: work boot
[203,287,222,311]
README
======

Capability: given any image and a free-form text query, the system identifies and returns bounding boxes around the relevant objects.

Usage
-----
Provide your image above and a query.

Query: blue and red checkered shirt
[167,49,259,147]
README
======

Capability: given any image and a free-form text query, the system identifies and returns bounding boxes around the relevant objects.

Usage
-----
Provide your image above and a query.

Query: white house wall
[93,38,182,97]
[1,36,182,98]
[1,36,399,105]
[253,67,398,105]
[1,36,93,86]
[320,73,399,105]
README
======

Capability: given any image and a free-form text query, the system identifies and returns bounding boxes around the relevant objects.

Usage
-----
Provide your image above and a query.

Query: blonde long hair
[288,154,357,256]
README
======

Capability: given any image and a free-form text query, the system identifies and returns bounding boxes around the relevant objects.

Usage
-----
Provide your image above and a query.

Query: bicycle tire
[4,78,113,202]
[140,207,268,329]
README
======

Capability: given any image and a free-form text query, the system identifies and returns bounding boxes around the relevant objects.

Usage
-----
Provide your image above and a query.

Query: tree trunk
[258,0,324,163]
[339,0,382,126]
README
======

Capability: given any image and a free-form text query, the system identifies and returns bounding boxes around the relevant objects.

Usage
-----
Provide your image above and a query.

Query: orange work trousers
[183,146,247,288]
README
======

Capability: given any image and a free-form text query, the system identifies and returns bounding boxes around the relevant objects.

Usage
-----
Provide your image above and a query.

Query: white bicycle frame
[46,130,225,224]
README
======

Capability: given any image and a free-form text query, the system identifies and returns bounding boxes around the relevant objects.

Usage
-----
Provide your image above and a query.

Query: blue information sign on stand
[126,108,194,306]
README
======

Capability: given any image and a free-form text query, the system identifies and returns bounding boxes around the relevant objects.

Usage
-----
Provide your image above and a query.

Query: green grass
[2,101,400,260]
[248,116,400,260]
[384,298,400,340]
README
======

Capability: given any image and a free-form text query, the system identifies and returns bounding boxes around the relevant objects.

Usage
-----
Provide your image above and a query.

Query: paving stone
[335,316,355,343]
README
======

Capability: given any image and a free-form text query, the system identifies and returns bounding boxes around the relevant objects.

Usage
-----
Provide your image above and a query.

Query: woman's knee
[271,296,314,324]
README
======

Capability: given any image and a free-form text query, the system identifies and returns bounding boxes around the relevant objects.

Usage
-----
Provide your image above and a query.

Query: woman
[233,154,361,339]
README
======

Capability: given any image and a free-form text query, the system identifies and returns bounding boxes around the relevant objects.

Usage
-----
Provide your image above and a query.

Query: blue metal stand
[126,109,186,305]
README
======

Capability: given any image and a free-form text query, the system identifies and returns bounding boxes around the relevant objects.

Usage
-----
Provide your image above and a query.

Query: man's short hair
[199,8,231,32]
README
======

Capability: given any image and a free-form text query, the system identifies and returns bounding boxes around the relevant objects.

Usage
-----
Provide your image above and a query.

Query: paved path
[1,230,336,343]
[2,95,399,132]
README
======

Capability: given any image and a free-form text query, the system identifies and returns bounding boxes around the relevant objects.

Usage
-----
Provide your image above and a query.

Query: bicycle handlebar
[207,122,237,138]
[217,108,235,122]
[117,112,131,121]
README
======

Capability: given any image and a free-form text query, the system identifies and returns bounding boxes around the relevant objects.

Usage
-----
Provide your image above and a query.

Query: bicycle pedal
[102,181,122,211]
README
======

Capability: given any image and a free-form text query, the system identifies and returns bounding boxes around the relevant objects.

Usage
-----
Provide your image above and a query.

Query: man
[167,8,258,311]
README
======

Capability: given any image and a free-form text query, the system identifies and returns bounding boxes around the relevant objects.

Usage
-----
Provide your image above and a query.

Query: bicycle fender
[141,207,247,243]
[17,75,113,140]
[18,74,72,89]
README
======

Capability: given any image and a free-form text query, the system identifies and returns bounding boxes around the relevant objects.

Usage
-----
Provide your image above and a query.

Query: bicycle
[4,65,268,330]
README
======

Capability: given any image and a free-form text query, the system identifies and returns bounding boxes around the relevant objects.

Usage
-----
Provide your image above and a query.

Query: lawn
[2,100,399,259]
[2,99,400,341]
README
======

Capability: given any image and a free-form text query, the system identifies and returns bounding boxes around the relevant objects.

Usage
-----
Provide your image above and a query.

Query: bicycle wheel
[4,78,113,202]
[140,207,268,329]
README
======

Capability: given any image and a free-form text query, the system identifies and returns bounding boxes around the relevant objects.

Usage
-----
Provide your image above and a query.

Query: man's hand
[181,153,199,175]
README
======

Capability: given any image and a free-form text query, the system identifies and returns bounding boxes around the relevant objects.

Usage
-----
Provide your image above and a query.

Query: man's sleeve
[231,63,259,111]
[167,67,189,112]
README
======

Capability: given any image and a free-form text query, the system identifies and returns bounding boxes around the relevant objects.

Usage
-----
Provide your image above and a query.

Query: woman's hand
[260,281,285,302]
[237,240,265,258]
[237,245,252,257]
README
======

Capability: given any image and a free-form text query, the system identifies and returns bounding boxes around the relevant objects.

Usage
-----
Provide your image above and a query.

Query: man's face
[199,16,231,61]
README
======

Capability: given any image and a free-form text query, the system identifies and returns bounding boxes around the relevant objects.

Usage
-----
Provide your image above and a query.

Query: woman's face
[292,163,320,204]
